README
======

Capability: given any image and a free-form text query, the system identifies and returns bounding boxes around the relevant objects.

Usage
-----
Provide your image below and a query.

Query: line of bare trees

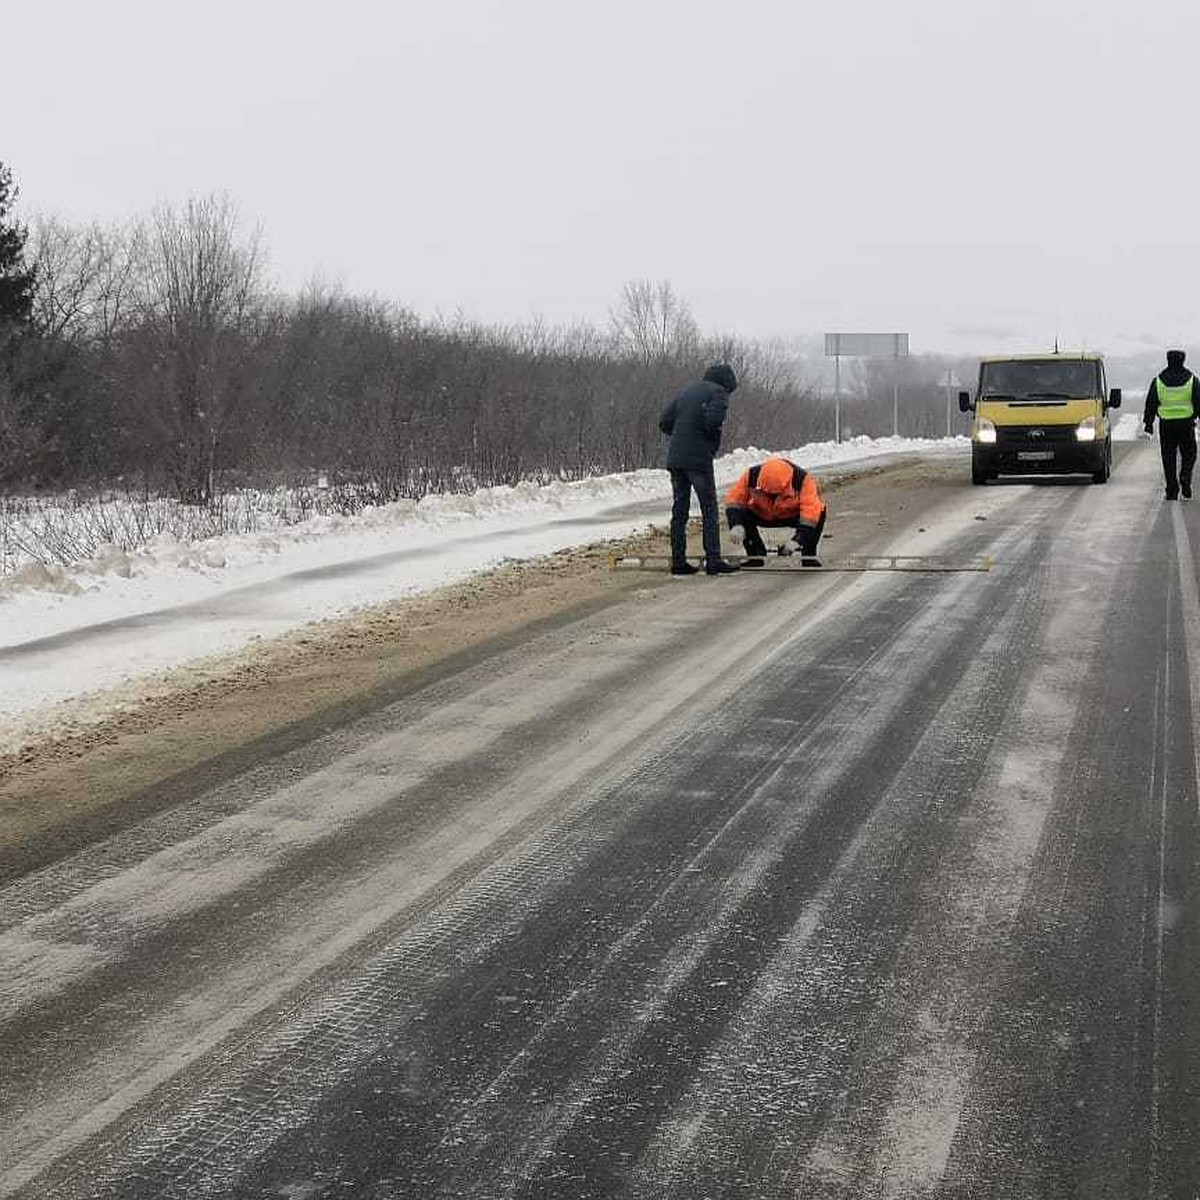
[1,186,977,505]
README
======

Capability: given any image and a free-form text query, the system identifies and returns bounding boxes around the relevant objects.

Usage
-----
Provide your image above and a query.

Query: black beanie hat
[703,363,738,392]
[1167,349,1186,367]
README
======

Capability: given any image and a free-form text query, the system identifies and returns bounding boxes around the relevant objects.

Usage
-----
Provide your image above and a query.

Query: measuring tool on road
[609,554,994,573]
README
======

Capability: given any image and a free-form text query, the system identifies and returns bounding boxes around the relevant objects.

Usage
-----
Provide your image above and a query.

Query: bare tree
[4,209,852,498]
[29,217,102,340]
[127,194,267,502]
[609,279,699,364]
[28,217,140,345]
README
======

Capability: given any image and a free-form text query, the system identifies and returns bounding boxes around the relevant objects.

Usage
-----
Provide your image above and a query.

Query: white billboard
[824,333,909,358]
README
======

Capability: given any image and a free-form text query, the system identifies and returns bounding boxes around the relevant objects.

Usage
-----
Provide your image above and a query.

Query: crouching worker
[725,456,827,566]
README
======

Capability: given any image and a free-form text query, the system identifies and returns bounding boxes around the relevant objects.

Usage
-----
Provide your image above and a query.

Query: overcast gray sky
[8,0,1199,355]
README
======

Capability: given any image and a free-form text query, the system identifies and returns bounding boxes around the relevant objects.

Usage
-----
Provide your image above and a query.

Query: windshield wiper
[1023,392,1073,399]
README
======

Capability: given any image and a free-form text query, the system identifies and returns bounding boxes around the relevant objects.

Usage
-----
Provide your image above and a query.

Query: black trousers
[728,507,826,557]
[669,466,721,563]
[1159,419,1197,497]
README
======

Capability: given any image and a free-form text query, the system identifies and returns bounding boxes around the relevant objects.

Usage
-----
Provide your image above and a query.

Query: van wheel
[971,466,989,485]
[1092,440,1111,484]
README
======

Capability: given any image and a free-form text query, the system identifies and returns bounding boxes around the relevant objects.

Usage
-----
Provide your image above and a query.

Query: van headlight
[974,418,997,445]
[1075,417,1097,442]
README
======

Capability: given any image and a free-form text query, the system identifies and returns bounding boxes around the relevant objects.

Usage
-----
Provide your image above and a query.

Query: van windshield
[979,359,1100,400]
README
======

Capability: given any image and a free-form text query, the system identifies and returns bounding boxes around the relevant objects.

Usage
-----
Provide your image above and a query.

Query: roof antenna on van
[1054,335,1060,354]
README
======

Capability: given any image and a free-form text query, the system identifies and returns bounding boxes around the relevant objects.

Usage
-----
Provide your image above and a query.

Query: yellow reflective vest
[1157,377,1196,420]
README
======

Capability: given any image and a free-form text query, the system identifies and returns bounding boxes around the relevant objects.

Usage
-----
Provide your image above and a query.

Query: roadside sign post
[824,333,910,442]
[892,357,899,440]
[834,353,842,442]
[939,369,963,437]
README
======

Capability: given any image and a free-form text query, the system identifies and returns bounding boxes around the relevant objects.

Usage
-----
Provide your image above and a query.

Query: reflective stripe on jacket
[1157,377,1196,420]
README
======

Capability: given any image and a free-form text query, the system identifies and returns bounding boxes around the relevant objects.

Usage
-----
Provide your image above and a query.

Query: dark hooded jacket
[1144,350,1198,428]
[659,364,738,470]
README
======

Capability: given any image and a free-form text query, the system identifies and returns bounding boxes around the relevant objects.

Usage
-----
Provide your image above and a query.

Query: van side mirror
[1109,387,1122,408]
[958,390,974,413]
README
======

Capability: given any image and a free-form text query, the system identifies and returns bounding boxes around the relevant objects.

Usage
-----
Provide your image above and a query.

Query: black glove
[1144,422,1155,436]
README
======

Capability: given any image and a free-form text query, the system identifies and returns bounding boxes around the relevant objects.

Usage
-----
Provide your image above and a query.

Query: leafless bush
[9,204,833,511]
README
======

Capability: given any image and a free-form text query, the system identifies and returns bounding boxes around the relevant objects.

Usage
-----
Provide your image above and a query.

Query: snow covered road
[0,437,972,753]
[3,442,1198,1197]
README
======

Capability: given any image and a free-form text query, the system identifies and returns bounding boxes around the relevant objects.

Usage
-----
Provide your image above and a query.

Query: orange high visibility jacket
[725,457,826,528]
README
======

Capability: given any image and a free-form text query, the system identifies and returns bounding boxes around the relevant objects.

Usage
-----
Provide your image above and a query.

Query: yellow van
[958,353,1122,485]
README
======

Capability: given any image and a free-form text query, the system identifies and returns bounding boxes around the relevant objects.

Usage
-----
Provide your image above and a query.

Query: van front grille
[996,425,1076,447]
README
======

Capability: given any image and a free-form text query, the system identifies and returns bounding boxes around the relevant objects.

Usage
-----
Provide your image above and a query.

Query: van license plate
[1017,450,1054,461]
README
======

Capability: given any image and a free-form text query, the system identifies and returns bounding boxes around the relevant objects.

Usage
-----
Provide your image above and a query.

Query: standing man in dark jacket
[1144,349,1198,499]
[659,364,740,575]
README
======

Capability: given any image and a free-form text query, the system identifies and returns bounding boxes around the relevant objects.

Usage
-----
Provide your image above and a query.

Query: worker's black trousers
[668,467,722,563]
[729,508,826,557]
[1159,419,1197,498]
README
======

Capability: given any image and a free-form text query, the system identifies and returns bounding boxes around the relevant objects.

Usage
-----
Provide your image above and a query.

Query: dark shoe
[741,557,765,568]
[800,556,823,568]
[1183,484,1193,499]
[705,558,740,575]
[670,561,699,576]
[1166,492,1180,501]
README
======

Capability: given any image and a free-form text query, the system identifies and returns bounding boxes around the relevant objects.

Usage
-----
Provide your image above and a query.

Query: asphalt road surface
[3,441,1199,1199]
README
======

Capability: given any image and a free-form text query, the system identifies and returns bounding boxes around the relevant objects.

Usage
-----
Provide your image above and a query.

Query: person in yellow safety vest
[1144,349,1198,500]
[724,457,827,567]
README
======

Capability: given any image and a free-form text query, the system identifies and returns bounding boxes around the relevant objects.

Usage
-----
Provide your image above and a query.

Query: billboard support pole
[939,368,961,438]
[835,354,841,444]
[892,347,899,438]
[825,332,909,444]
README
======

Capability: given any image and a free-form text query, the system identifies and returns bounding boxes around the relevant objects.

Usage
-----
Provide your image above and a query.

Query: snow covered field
[0,422,1143,754]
